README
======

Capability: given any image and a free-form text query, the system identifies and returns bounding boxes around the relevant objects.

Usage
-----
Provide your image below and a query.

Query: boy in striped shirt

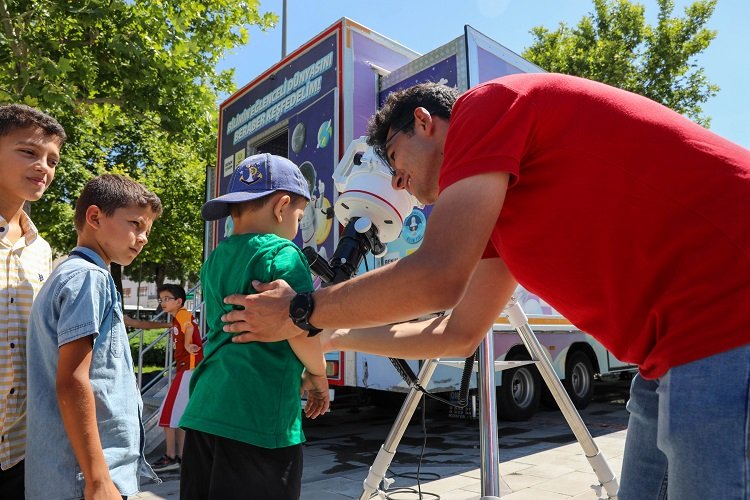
[0,104,66,499]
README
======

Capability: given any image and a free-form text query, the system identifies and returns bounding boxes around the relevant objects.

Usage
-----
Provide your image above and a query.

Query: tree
[0,0,276,286]
[522,0,718,125]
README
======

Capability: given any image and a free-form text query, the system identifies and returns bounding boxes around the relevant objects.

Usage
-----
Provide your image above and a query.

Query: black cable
[457,352,477,406]
[389,350,478,409]
[380,402,441,500]
[390,358,420,387]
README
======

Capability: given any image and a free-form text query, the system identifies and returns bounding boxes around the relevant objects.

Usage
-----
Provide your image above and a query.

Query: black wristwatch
[289,292,323,337]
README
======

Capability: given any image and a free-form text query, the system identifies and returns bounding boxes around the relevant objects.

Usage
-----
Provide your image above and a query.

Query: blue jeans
[619,344,750,500]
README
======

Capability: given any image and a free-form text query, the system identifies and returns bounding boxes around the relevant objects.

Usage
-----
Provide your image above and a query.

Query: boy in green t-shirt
[180,153,329,499]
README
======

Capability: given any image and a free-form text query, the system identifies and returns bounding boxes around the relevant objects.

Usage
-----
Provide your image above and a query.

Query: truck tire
[498,356,541,421]
[563,351,594,409]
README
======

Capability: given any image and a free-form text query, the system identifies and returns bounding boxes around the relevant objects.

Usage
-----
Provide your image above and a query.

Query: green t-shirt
[180,233,313,448]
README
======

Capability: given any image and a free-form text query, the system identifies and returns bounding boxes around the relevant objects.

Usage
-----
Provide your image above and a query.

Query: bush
[128,328,171,367]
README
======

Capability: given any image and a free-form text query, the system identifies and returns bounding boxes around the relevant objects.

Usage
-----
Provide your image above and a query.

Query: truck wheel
[563,351,594,409]
[498,356,541,421]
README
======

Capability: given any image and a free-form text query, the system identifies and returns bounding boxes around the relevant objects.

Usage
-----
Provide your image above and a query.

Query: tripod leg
[359,359,440,500]
[505,300,619,499]
[477,329,502,499]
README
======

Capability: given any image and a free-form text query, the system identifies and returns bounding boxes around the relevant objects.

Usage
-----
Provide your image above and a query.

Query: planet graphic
[317,119,332,149]
[291,122,306,153]
[315,197,333,245]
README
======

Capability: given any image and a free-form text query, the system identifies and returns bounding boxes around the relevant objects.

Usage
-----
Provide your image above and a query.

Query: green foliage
[128,328,169,366]
[0,0,277,282]
[522,0,718,125]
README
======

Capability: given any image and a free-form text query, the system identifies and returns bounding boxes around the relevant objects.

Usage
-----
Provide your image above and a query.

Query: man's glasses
[157,297,176,304]
[375,118,414,176]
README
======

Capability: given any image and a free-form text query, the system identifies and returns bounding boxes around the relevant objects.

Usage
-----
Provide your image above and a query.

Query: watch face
[292,305,305,319]
[291,293,312,322]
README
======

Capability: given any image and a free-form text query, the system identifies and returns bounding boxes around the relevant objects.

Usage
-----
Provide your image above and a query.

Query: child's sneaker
[151,454,180,472]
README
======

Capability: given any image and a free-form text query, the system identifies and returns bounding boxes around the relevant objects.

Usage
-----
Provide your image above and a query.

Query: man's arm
[224,171,510,342]
[57,337,122,499]
[320,257,517,358]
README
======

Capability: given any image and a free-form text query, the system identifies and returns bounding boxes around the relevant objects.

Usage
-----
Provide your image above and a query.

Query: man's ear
[414,107,434,135]
[273,194,292,223]
[85,205,103,230]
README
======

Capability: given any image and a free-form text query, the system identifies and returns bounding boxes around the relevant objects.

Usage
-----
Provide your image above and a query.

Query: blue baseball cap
[201,153,311,221]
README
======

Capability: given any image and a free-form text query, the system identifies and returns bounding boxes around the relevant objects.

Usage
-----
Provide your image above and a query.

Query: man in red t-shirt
[221,74,750,499]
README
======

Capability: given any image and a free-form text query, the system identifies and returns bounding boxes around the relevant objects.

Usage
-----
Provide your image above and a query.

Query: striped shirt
[0,211,52,470]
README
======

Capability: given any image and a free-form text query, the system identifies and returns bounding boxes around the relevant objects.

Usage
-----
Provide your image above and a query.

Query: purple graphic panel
[215,32,339,244]
[286,91,336,256]
[477,46,524,82]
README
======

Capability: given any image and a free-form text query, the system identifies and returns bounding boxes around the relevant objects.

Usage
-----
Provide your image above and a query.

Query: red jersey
[439,73,750,379]
[172,309,204,371]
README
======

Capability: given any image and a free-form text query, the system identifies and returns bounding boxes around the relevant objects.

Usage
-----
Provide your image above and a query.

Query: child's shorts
[158,369,193,428]
[180,429,303,500]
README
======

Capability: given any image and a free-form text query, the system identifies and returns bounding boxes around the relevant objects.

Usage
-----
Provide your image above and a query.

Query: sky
[218,0,749,147]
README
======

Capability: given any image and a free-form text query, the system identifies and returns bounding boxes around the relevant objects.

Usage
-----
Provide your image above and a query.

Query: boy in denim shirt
[26,174,162,499]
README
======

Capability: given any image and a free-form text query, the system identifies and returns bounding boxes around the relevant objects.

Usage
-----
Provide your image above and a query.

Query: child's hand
[185,343,202,354]
[301,372,330,419]
[85,478,122,500]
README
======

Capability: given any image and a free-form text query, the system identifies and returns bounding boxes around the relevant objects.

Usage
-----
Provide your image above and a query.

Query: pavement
[134,383,629,499]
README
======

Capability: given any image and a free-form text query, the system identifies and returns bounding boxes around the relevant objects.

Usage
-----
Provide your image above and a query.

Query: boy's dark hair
[0,104,67,143]
[74,174,163,230]
[228,190,307,217]
[367,82,459,152]
[157,284,187,306]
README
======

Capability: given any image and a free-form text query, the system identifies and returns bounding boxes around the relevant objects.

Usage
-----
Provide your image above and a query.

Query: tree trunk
[110,263,124,308]
[155,263,166,288]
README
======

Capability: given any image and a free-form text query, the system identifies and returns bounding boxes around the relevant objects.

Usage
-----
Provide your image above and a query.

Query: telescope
[302,137,419,286]
[302,136,472,401]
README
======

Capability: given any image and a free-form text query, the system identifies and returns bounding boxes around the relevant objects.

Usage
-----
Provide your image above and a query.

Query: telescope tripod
[359,297,619,500]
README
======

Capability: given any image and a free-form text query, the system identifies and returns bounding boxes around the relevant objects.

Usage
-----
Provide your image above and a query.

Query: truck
[207,18,636,420]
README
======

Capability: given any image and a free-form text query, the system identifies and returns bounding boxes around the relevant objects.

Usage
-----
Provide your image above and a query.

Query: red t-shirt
[172,309,204,371]
[439,73,750,379]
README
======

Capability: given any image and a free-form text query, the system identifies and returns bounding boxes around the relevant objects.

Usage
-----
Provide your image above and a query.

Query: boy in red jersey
[126,284,203,471]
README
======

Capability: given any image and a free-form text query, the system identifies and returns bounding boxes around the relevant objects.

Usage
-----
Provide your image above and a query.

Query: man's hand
[222,279,303,343]
[301,372,330,419]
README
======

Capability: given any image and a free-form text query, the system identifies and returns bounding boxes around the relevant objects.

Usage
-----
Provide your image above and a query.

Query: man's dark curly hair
[366,82,459,151]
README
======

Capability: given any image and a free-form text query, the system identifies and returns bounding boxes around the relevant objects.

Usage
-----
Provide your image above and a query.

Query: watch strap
[289,292,322,337]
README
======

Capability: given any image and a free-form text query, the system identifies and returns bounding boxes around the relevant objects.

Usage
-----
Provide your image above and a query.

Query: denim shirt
[25,247,157,499]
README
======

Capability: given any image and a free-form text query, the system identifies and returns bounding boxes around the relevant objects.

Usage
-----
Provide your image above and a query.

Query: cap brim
[201,191,272,221]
